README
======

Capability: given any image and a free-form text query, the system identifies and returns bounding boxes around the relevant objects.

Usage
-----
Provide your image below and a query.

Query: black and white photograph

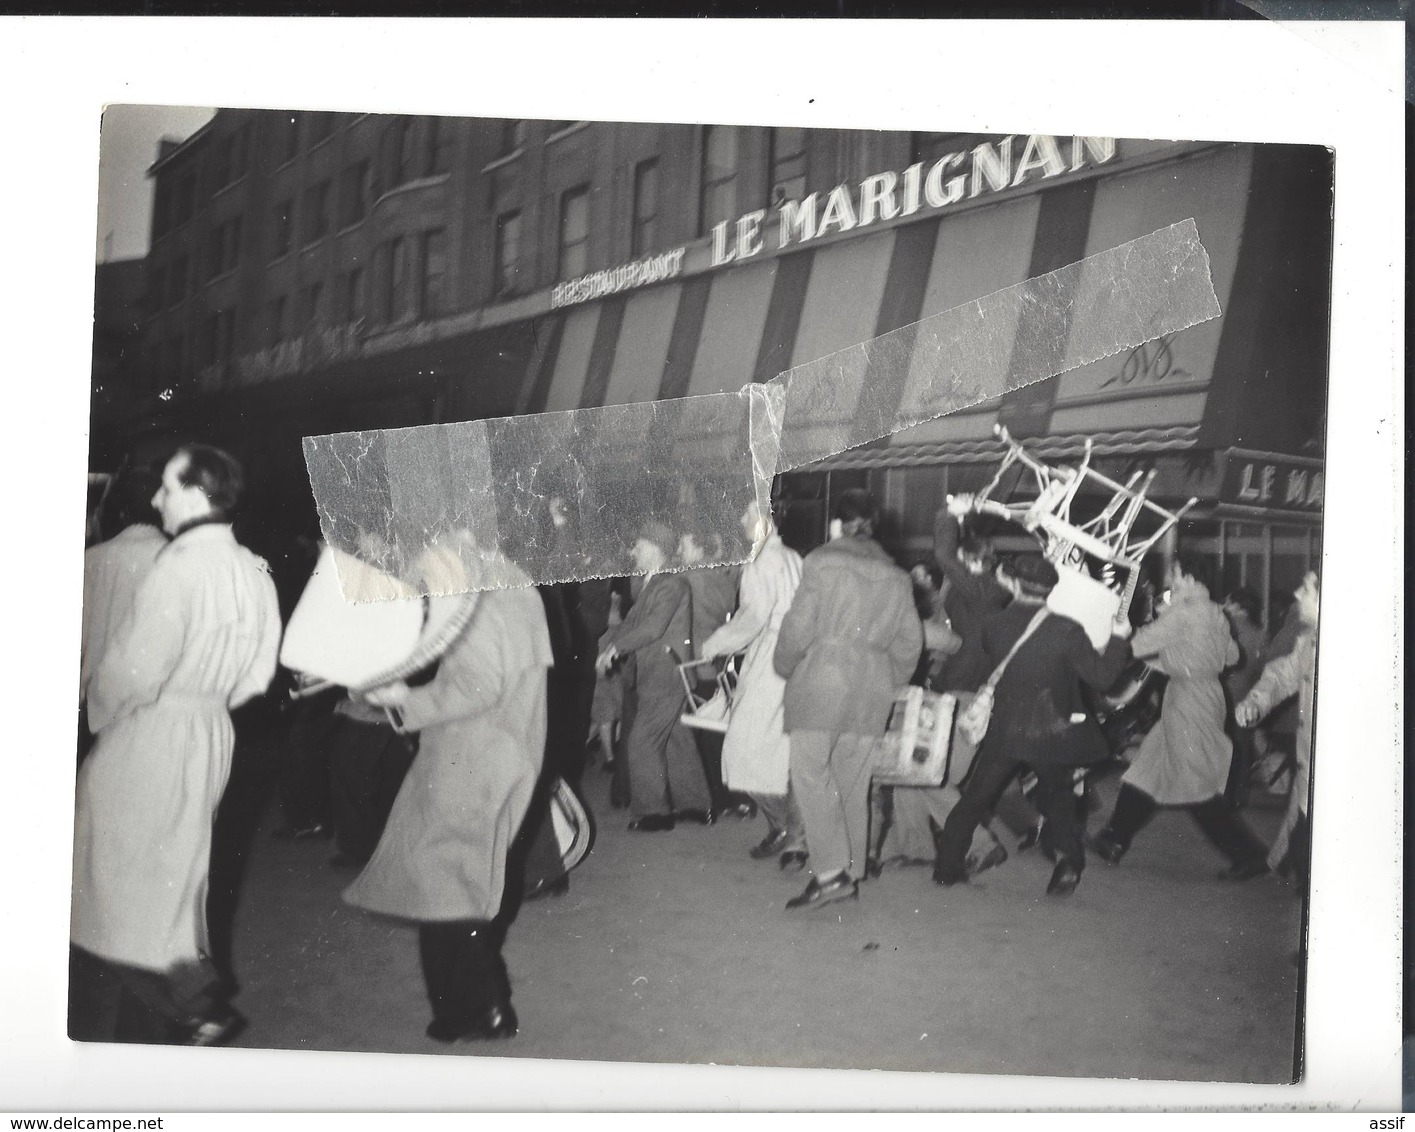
[1,18,1402,1114]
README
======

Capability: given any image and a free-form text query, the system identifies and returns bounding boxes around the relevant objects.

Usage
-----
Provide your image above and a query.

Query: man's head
[152,444,244,536]
[678,529,708,567]
[958,535,995,577]
[632,519,676,575]
[739,499,772,545]
[829,488,877,541]
[1002,553,1058,600]
[1293,570,1320,626]
[1223,587,1262,626]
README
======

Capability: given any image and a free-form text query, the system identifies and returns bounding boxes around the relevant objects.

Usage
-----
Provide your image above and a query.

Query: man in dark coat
[932,554,1132,897]
[774,490,923,910]
[597,520,711,831]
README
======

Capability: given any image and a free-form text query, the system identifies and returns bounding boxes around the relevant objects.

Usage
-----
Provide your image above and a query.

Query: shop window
[419,228,447,318]
[271,199,293,259]
[337,161,369,228]
[300,180,330,245]
[558,185,589,281]
[278,113,301,163]
[494,210,521,298]
[498,119,527,157]
[698,125,740,237]
[264,294,287,348]
[768,126,807,206]
[426,117,451,176]
[631,159,659,257]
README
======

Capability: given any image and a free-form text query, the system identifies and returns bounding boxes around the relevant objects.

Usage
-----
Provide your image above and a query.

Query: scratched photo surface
[85,110,1331,1082]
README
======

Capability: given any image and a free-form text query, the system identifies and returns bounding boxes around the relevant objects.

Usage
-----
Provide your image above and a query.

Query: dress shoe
[778,849,809,872]
[932,863,967,887]
[749,828,789,859]
[1217,858,1271,882]
[785,873,858,911]
[673,808,716,826]
[1046,860,1081,896]
[1086,831,1127,866]
[425,1002,519,1043]
[1046,859,1082,896]
[964,843,1009,878]
[864,858,883,880]
[627,814,675,832]
[524,873,570,901]
[721,799,757,820]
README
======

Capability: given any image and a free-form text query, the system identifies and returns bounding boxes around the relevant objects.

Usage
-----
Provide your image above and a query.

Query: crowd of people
[72,444,1320,1049]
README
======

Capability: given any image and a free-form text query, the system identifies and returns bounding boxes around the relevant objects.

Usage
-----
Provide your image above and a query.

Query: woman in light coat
[700,500,805,861]
[352,537,553,1043]
[1090,556,1270,879]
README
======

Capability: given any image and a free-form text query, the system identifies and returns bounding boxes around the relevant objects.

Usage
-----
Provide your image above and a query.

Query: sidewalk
[224,754,1302,1082]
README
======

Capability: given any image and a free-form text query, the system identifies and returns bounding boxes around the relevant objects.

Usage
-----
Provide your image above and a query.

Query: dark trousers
[691,728,755,811]
[69,946,224,1045]
[417,920,508,1026]
[936,746,1083,881]
[330,717,416,863]
[278,695,338,832]
[1105,783,1268,867]
[510,771,570,896]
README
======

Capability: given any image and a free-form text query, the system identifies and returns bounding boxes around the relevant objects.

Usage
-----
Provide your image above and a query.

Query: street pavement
[218,735,1302,1084]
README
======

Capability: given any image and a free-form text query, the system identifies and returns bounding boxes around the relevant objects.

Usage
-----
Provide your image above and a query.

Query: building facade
[96,110,1331,623]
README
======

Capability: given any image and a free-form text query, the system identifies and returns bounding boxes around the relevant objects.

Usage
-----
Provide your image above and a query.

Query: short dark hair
[959,534,995,570]
[1006,553,1059,597]
[833,488,877,537]
[1224,586,1262,624]
[1173,552,1213,595]
[174,444,245,521]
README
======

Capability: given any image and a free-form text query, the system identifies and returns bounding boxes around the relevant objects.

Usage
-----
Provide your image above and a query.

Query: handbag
[956,606,1049,747]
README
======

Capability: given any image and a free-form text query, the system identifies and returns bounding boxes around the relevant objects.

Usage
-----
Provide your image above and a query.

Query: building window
[910,131,971,166]
[340,266,365,323]
[298,281,323,334]
[377,236,409,323]
[558,185,589,281]
[264,294,286,348]
[271,199,293,259]
[279,113,301,162]
[300,180,330,245]
[631,159,659,257]
[207,216,242,280]
[173,170,197,228]
[337,161,369,228]
[204,307,237,366]
[232,123,251,179]
[390,118,414,188]
[152,181,172,239]
[148,265,167,314]
[308,111,337,145]
[210,135,232,191]
[498,120,527,157]
[419,229,448,318]
[768,126,807,206]
[426,118,451,176]
[699,125,740,236]
[493,211,521,298]
[169,254,188,306]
